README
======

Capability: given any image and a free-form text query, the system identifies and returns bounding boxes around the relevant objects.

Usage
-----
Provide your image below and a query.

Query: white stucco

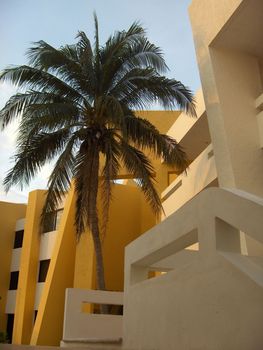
[10,248,22,272]
[39,230,57,261]
[5,290,17,314]
[15,218,25,232]
[34,282,45,310]
[162,143,217,217]
[123,188,263,350]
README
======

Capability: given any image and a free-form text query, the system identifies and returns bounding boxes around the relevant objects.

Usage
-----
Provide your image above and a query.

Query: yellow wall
[71,111,181,293]
[8,186,160,347]
[136,110,181,134]
[73,232,96,290]
[102,184,155,291]
[115,110,181,186]
[13,190,45,344]
[73,184,156,294]
[137,110,182,194]
[0,201,26,332]
[30,187,76,346]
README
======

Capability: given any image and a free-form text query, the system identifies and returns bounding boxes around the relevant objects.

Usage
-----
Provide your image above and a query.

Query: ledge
[255,93,263,110]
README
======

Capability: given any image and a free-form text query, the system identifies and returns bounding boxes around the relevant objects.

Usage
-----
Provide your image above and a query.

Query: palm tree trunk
[89,145,109,314]
[90,212,109,314]
[90,210,107,293]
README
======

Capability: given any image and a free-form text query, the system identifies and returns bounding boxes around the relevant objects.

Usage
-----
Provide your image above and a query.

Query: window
[42,209,63,233]
[9,272,19,290]
[38,260,50,282]
[6,314,14,342]
[55,209,63,229]
[13,230,24,249]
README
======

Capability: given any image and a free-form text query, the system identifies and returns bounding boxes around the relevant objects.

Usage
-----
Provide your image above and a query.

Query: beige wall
[162,143,217,218]
[189,0,263,197]
[62,289,123,343]
[123,188,263,350]
[124,255,263,350]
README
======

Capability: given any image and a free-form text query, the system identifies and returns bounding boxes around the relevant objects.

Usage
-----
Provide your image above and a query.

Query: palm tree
[0,16,195,296]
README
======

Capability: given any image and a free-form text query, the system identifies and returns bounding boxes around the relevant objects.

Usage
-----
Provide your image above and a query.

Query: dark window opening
[9,272,19,290]
[43,209,63,233]
[13,230,24,249]
[38,260,50,282]
[89,303,123,315]
[6,314,14,343]
[34,310,38,323]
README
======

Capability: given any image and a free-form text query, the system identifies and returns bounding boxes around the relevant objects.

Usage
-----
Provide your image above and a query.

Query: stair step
[247,256,263,269]
[61,338,122,349]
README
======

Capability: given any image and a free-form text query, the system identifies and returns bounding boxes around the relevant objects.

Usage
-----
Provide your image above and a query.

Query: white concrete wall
[5,290,17,314]
[162,144,217,217]
[63,289,123,341]
[39,230,57,261]
[10,248,22,272]
[15,218,25,231]
[34,283,45,310]
[189,0,263,197]
[167,89,205,142]
[123,188,263,350]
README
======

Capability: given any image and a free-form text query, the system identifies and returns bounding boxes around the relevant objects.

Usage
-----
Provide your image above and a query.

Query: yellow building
[0,110,184,346]
[1,0,263,349]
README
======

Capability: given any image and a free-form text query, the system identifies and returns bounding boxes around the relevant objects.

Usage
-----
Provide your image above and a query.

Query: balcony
[61,289,123,347]
[162,143,217,217]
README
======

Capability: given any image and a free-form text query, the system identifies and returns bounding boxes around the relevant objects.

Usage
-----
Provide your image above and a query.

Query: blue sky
[0,0,200,203]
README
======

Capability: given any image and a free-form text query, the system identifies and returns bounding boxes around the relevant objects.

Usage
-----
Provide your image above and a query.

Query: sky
[0,0,200,203]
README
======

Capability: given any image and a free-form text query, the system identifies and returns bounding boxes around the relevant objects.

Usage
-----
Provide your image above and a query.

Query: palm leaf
[4,128,71,191]
[120,139,162,215]
[41,135,77,227]
[100,130,120,237]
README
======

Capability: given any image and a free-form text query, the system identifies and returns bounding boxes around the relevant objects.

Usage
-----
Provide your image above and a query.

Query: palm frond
[105,36,168,94]
[20,102,80,135]
[93,12,100,85]
[100,21,145,65]
[0,91,58,129]
[109,67,195,115]
[120,139,162,215]
[0,65,85,103]
[122,114,188,171]
[100,130,120,237]
[4,128,71,191]
[41,135,76,227]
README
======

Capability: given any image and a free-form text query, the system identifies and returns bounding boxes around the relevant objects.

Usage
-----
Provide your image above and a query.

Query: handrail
[161,143,216,216]
[125,187,263,285]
